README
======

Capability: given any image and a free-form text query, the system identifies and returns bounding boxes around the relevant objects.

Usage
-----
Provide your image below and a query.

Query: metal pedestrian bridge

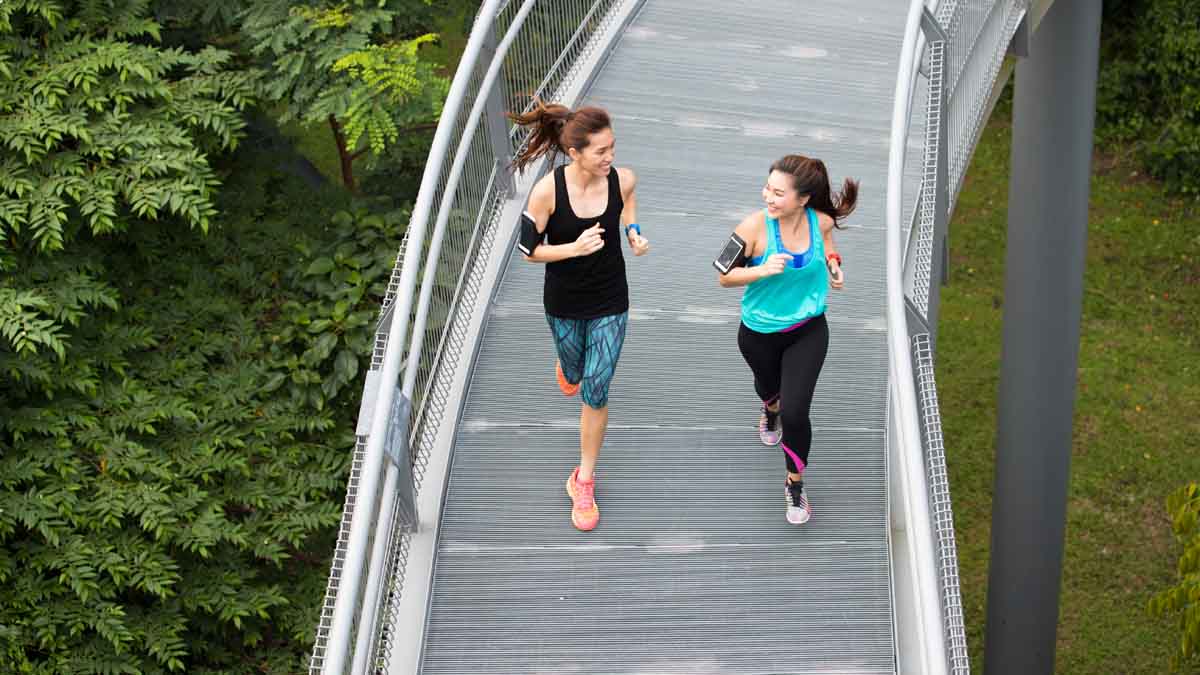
[309,1,1044,673]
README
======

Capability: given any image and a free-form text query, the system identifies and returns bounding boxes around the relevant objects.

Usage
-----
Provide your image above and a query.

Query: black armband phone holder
[516,211,544,255]
[712,232,747,274]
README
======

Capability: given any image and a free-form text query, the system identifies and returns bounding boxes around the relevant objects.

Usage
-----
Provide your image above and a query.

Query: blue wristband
[626,223,641,236]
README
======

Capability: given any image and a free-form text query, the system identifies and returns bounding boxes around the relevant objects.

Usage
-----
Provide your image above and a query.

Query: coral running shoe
[556,360,580,397]
[566,467,599,531]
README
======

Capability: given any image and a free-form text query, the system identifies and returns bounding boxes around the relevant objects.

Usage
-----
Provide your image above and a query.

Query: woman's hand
[829,260,844,289]
[628,230,650,256]
[573,223,605,257]
[761,252,792,277]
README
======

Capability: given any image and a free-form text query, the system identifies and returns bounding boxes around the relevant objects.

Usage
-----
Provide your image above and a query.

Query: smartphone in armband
[516,211,543,256]
[712,232,747,275]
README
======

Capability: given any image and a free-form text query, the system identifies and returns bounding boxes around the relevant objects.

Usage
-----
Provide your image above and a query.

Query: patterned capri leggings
[546,312,628,409]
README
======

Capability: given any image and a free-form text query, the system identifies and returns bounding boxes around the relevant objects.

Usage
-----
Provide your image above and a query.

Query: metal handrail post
[481,23,515,194]
[922,8,951,351]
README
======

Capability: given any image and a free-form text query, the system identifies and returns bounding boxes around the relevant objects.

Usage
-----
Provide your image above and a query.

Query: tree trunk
[329,115,356,192]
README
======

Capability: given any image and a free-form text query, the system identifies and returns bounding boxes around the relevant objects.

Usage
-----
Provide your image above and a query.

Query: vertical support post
[985,2,1101,674]
[481,24,514,194]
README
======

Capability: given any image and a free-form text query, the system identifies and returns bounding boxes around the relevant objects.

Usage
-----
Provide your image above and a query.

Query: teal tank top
[740,207,828,333]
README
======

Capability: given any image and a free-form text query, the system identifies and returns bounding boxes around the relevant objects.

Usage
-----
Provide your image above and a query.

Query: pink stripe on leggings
[782,443,806,473]
[781,317,813,333]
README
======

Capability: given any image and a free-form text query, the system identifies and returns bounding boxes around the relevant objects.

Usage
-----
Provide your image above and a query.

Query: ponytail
[769,154,859,228]
[509,99,612,174]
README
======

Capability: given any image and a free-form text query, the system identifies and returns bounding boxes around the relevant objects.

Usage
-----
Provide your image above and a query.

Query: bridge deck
[419,1,918,672]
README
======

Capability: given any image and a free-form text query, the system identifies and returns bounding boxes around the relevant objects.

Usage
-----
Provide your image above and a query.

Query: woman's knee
[560,353,586,383]
[780,399,812,433]
[580,357,618,407]
[548,319,586,378]
[581,377,612,408]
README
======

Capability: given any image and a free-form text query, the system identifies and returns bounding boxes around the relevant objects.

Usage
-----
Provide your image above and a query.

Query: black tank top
[543,165,629,319]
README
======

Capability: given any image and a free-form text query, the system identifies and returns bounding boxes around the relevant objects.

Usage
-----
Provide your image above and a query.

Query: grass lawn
[939,104,1200,673]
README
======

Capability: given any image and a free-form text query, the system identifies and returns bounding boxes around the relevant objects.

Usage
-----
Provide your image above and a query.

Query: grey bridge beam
[985,1,1101,673]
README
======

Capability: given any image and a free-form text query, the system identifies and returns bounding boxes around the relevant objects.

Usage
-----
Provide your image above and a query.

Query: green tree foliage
[0,0,257,377]
[1099,0,1200,196]
[0,1,412,671]
[153,0,254,42]
[0,1,257,248]
[0,152,407,671]
[242,0,450,190]
[1149,482,1200,671]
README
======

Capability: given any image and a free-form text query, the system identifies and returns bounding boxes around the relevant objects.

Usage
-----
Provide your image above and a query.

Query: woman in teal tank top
[716,154,858,525]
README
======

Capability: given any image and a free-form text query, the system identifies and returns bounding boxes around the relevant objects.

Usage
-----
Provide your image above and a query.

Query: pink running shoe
[785,479,812,525]
[758,406,782,446]
[565,467,599,531]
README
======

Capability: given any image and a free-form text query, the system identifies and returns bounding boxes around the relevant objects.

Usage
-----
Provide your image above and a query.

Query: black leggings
[737,314,829,473]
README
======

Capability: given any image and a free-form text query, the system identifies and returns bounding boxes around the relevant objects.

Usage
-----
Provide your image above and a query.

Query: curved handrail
[318,2,507,671]
[347,1,541,668]
[887,1,950,674]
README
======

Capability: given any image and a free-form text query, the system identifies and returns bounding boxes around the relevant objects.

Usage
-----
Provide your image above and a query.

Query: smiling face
[567,126,615,176]
[762,169,809,219]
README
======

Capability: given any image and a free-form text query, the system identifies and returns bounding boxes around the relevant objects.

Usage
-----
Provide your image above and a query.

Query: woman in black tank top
[543,163,628,318]
[509,101,650,532]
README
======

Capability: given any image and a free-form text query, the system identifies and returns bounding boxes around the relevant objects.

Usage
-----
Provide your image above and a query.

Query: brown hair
[508,99,612,173]
[769,154,859,228]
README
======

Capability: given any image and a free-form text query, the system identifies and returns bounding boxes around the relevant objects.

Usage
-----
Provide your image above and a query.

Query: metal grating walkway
[420,1,915,672]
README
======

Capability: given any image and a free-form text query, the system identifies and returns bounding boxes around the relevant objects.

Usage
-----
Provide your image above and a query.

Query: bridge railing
[308,1,635,673]
[887,1,1030,673]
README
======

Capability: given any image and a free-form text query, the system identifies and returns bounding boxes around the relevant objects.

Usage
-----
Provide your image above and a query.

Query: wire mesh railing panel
[938,0,1029,204]
[309,5,515,671]
[406,0,628,478]
[374,165,508,675]
[911,37,946,322]
[407,120,498,436]
[309,437,368,672]
[311,223,413,674]
[502,0,623,153]
[912,333,970,675]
